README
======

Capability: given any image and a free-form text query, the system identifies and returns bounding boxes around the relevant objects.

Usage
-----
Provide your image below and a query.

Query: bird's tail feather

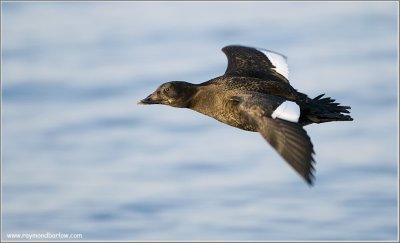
[300,94,353,126]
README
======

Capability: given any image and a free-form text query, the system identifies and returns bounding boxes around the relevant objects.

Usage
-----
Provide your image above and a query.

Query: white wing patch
[271,101,300,123]
[257,48,289,80]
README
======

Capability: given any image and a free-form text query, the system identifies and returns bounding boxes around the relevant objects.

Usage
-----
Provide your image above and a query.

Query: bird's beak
[137,93,161,105]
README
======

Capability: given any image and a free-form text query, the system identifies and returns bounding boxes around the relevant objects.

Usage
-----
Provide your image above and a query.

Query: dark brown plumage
[138,45,353,185]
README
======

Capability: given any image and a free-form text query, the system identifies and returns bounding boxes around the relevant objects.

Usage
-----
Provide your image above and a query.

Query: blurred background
[2,1,398,241]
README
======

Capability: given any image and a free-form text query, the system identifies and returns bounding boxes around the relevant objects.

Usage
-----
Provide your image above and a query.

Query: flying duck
[138,45,353,185]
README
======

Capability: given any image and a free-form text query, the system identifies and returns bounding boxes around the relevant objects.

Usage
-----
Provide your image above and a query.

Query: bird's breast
[190,93,258,132]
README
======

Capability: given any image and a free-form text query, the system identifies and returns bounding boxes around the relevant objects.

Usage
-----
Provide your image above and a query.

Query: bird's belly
[217,117,258,132]
[189,90,258,132]
[211,106,258,132]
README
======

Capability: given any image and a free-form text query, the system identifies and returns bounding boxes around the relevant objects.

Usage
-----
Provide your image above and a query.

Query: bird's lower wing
[235,95,316,185]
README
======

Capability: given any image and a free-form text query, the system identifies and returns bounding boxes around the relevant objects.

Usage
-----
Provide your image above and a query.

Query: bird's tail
[300,94,353,126]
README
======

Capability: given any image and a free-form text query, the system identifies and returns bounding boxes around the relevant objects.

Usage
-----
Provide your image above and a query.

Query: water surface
[2,2,398,241]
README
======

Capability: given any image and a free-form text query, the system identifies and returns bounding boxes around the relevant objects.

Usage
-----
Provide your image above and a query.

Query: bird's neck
[177,82,199,108]
[187,86,218,117]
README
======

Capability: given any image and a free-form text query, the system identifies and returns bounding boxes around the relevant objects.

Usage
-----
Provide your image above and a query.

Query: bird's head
[138,81,197,108]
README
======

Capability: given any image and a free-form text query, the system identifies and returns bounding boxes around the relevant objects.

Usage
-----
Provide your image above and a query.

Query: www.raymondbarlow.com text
[6,232,83,240]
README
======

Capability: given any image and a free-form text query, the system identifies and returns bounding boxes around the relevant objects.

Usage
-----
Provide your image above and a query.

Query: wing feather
[235,94,315,185]
[222,45,289,83]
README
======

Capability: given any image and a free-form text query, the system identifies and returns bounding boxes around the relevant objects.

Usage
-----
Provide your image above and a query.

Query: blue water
[2,2,398,241]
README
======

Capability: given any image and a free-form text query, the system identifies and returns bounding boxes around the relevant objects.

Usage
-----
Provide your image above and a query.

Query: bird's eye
[165,88,169,92]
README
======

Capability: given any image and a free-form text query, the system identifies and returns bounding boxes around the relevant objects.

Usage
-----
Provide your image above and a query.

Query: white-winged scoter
[138,45,353,185]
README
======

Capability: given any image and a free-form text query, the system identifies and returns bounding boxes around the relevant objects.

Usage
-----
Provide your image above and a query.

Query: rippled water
[2,2,398,241]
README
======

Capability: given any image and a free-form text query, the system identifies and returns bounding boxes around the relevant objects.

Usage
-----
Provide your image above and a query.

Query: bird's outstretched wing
[222,45,289,83]
[233,93,315,185]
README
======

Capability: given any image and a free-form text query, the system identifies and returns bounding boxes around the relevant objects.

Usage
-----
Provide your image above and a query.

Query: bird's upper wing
[233,93,315,185]
[222,45,289,83]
